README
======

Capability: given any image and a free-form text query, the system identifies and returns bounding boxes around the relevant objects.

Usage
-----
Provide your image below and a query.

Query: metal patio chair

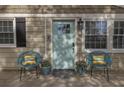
[17,50,42,80]
[86,51,112,81]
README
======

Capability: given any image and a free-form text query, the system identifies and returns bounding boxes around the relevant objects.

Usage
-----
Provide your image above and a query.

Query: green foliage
[76,61,83,68]
[76,60,86,69]
[41,59,51,67]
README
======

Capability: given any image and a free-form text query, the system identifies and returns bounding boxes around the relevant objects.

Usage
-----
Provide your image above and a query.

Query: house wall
[0,5,124,71]
[0,17,46,70]
[0,17,124,71]
[0,5,124,14]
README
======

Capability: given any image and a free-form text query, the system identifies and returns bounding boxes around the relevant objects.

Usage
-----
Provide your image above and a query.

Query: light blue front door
[52,20,75,69]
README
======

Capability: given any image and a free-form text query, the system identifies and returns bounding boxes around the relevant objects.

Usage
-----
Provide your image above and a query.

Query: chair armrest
[86,54,93,65]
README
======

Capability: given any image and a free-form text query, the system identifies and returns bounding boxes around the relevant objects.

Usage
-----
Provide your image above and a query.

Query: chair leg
[36,66,39,79]
[17,68,20,74]
[23,68,26,74]
[90,66,93,78]
[18,68,20,80]
[106,68,109,81]
[104,68,106,77]
[104,68,105,74]
[20,67,23,81]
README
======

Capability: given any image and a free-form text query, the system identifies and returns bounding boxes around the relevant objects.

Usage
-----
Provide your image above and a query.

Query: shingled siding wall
[0,5,124,14]
[26,17,45,54]
[0,17,124,71]
[111,54,124,71]
[45,18,52,62]
[0,5,124,71]
[0,17,45,69]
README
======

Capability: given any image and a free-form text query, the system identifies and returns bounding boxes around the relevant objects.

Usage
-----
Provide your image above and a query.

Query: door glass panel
[57,24,70,34]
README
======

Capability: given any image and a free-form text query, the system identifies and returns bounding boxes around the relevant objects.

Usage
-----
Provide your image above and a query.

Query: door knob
[72,42,75,53]
[72,42,75,47]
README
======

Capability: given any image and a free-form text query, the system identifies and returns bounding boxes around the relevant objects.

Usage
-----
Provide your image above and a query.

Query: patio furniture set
[17,50,112,81]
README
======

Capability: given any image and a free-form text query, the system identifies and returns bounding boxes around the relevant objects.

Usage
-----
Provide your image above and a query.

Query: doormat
[52,69,75,79]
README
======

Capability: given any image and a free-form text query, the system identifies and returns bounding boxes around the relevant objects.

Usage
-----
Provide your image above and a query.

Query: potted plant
[41,59,51,75]
[76,59,86,76]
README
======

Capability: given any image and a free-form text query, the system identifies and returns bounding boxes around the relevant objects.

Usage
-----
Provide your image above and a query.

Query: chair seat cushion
[93,55,104,61]
[24,55,35,61]
[22,61,36,65]
[93,61,106,64]
[22,55,36,65]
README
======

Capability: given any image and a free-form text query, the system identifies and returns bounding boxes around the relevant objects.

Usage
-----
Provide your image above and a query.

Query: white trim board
[0,14,124,19]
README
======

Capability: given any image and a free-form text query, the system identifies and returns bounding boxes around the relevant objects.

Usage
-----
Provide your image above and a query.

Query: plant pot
[76,65,86,75]
[41,66,51,75]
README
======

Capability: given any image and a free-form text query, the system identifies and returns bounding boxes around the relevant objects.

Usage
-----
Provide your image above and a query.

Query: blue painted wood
[52,20,75,69]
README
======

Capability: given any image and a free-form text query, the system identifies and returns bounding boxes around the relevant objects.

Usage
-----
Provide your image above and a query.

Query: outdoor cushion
[93,61,106,65]
[24,55,35,61]
[22,55,36,65]
[93,55,104,61]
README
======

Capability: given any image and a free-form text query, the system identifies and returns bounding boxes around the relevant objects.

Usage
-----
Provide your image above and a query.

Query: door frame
[51,18,78,70]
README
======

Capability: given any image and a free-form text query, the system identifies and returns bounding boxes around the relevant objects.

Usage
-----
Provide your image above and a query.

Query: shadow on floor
[0,70,124,87]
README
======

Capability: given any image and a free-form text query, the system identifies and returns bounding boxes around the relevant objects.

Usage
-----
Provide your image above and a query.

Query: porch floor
[0,70,124,87]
